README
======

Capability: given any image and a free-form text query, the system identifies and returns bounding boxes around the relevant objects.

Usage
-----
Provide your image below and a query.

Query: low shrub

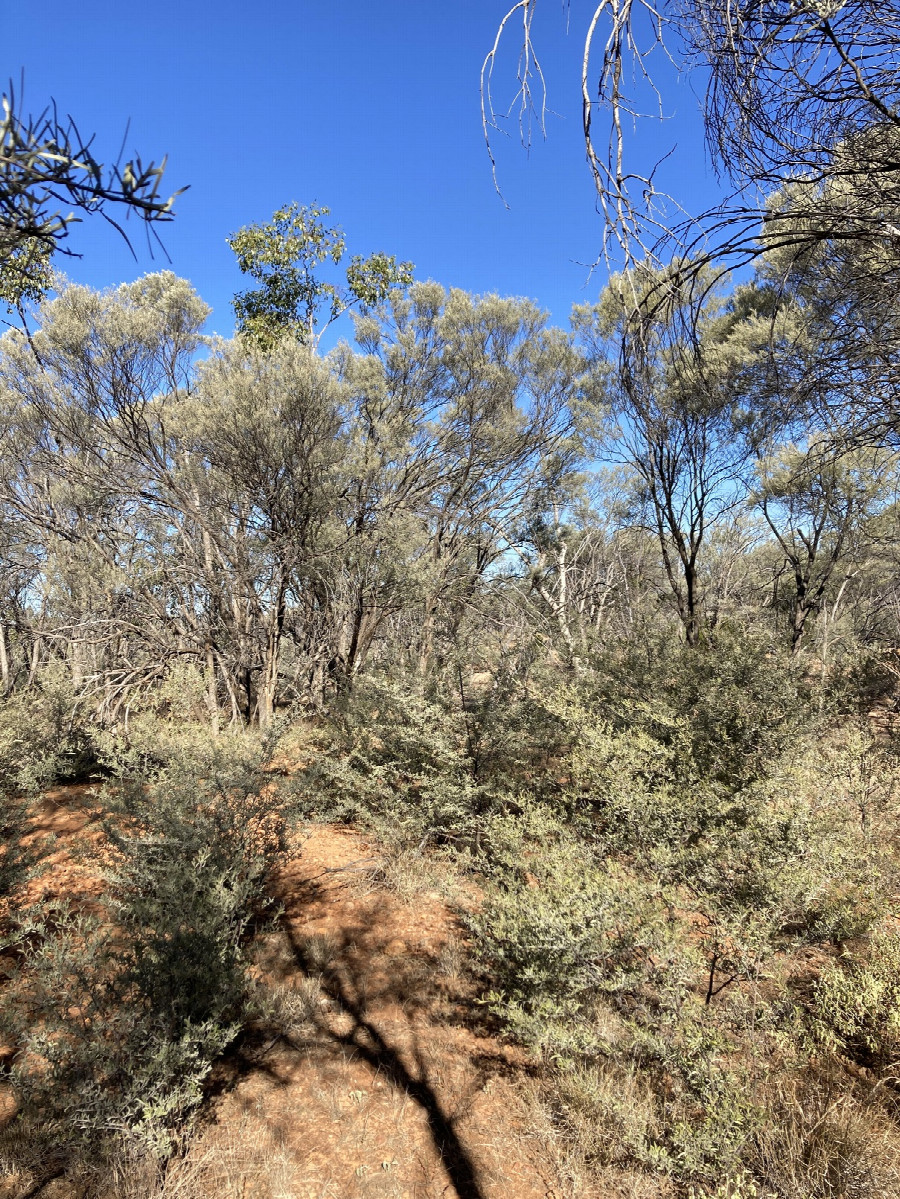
[2,731,292,1160]
[297,676,485,848]
[809,928,900,1069]
[0,665,93,799]
[0,667,94,917]
[5,907,238,1159]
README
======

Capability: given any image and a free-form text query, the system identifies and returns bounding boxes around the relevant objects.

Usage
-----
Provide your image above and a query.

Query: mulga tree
[0,274,210,718]
[343,282,581,679]
[752,440,898,654]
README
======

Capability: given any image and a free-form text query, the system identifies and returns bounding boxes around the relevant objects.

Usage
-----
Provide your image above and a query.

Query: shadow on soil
[278,915,489,1199]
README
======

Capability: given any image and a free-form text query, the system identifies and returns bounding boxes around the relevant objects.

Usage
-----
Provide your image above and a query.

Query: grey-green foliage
[0,236,51,312]
[296,661,572,848]
[102,736,288,1029]
[0,667,92,905]
[298,676,483,845]
[752,441,899,652]
[468,805,758,1179]
[811,929,900,1070]
[4,733,290,1158]
[5,906,237,1159]
[462,636,900,1186]
[469,805,695,1038]
[551,661,892,941]
[585,624,809,792]
[573,266,772,644]
[0,665,91,799]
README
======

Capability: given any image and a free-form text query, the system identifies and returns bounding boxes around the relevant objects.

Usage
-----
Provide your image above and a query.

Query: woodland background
[5,3,900,1196]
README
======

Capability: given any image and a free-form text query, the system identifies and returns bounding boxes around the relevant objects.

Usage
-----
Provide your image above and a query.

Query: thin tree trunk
[0,623,9,695]
[205,643,220,735]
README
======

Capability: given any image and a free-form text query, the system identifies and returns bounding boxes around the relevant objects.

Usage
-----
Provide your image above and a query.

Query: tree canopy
[486,2,900,273]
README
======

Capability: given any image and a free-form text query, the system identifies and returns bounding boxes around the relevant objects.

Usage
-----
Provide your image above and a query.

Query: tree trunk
[0,623,9,695]
[258,578,287,727]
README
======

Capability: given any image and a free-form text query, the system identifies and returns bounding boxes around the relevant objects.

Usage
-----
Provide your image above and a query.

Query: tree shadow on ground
[276,916,490,1199]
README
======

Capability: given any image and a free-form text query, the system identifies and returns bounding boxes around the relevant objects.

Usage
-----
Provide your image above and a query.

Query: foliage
[469,806,761,1179]
[227,202,413,348]
[2,730,291,1159]
[0,666,92,907]
[0,663,90,798]
[455,657,900,1189]
[5,907,237,1159]
[574,268,773,642]
[0,84,184,306]
[578,624,809,793]
[2,176,900,1196]
[810,929,900,1070]
[297,675,484,847]
[0,236,51,313]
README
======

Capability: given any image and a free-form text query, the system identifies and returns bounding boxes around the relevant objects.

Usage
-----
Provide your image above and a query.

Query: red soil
[2,792,592,1198]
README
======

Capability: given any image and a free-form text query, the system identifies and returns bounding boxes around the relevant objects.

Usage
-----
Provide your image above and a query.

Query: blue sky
[9,0,718,345]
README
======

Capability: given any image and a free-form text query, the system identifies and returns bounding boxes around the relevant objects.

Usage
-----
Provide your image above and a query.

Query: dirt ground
[176,823,580,1199]
[0,791,604,1199]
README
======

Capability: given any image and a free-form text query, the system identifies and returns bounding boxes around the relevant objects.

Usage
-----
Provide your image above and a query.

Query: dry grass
[513,1073,674,1199]
[75,1115,302,1199]
[747,1073,900,1198]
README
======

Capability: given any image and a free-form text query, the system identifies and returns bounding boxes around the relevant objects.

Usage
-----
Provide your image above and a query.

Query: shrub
[297,676,485,848]
[2,732,292,1160]
[5,907,238,1159]
[0,665,93,798]
[469,807,697,1041]
[0,667,94,919]
[588,623,811,792]
[470,813,769,1180]
[810,929,900,1070]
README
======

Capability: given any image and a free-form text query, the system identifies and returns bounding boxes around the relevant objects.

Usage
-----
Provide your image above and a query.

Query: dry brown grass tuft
[748,1073,900,1198]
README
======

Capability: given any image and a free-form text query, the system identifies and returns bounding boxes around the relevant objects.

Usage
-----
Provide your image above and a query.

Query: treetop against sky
[8,0,715,345]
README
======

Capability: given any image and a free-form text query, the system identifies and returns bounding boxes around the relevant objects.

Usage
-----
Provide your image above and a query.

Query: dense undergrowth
[0,684,294,1178]
[1,625,899,1198]
[296,628,900,1198]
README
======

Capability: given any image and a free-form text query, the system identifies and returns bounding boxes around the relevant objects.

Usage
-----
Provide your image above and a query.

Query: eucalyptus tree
[227,203,413,351]
[574,265,778,644]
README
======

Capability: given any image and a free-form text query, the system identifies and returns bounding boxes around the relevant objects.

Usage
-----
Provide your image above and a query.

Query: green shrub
[2,733,291,1160]
[469,808,695,1038]
[297,676,485,847]
[469,808,768,1180]
[0,666,93,798]
[588,623,810,792]
[5,907,238,1159]
[0,667,94,915]
[810,929,900,1069]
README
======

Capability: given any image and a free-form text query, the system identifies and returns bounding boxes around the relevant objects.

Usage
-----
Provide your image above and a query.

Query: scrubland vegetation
[1,203,900,1196]
[7,6,900,1187]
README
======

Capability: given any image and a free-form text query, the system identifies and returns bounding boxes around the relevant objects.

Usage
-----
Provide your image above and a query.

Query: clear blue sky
[9,1,718,345]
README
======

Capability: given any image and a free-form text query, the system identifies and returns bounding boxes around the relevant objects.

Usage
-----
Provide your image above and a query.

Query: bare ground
[0,792,608,1199]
